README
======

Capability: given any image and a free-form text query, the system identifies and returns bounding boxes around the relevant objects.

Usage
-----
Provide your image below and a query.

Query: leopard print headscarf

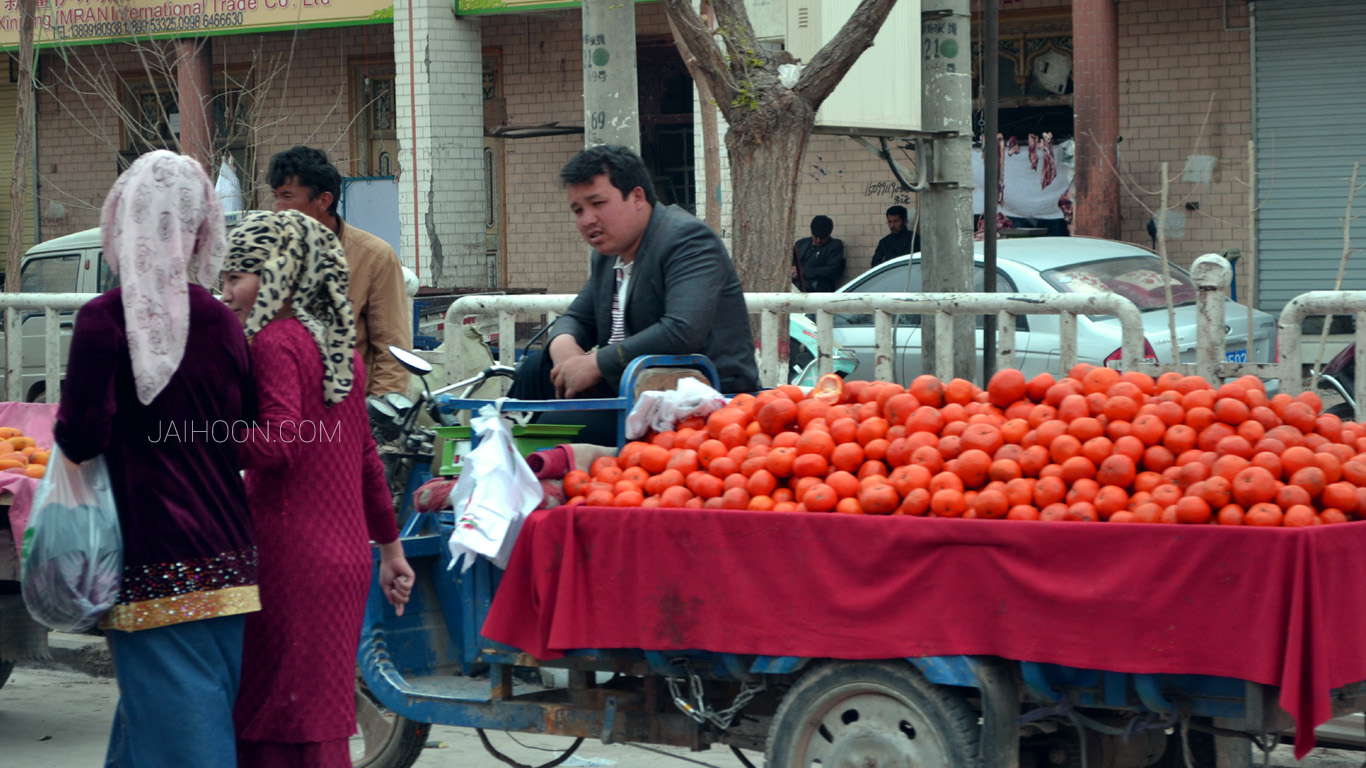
[224,210,356,405]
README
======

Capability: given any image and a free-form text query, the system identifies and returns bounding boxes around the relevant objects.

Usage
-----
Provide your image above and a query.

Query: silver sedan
[832,237,1278,383]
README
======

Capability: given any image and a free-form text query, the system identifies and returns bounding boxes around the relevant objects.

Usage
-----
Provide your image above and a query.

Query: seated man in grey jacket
[508,145,760,444]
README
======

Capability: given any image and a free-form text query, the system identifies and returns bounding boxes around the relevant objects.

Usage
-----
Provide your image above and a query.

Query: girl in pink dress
[222,210,413,767]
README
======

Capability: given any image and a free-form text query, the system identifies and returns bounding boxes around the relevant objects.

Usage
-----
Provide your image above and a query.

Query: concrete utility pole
[919,0,975,381]
[581,0,640,154]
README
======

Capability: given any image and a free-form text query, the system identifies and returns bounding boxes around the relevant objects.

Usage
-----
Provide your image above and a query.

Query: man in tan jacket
[267,146,412,396]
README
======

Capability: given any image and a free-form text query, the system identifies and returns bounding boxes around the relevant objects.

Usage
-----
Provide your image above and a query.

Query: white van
[9,213,250,401]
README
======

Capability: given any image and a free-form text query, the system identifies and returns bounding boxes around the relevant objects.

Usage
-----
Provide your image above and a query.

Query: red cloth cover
[482,507,1366,759]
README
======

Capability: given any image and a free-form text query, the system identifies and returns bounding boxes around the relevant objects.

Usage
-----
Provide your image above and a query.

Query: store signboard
[0,0,392,51]
[456,0,650,17]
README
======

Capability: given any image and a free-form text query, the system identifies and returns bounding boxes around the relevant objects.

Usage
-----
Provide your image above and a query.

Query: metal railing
[1,293,96,402]
[446,290,1149,388]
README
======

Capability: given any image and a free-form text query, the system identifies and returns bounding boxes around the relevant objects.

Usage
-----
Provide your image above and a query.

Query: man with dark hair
[871,204,921,267]
[267,146,411,396]
[508,145,759,445]
[791,215,845,292]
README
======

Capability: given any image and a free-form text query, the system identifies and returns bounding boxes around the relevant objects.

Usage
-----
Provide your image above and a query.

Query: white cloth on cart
[623,377,728,440]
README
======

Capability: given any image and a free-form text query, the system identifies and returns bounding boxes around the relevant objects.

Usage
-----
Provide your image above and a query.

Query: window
[98,254,120,292]
[835,262,921,327]
[19,254,79,294]
[352,58,398,177]
[1040,256,1198,316]
[119,77,252,172]
[973,266,1028,331]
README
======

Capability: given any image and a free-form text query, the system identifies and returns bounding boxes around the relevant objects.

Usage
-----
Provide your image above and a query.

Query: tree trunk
[725,95,814,294]
[5,0,36,293]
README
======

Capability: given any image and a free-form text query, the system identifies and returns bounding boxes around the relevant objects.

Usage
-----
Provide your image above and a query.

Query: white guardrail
[443,254,1315,391]
[0,254,1354,408]
[0,293,96,403]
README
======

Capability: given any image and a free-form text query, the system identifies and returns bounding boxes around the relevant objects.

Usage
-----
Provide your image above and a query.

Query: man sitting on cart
[507,145,760,445]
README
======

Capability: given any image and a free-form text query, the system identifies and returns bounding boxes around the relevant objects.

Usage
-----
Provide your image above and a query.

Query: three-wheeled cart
[360,357,1366,767]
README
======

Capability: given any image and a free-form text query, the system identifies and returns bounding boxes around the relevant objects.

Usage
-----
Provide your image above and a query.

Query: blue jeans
[105,614,246,768]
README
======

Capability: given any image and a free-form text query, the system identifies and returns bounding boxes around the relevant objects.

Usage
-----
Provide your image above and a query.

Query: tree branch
[661,0,740,106]
[794,0,897,109]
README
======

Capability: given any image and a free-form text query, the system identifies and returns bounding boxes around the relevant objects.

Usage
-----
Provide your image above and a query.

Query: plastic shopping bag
[447,403,542,572]
[21,446,122,632]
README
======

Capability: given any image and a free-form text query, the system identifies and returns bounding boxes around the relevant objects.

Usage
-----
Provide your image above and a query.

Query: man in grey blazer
[508,145,759,444]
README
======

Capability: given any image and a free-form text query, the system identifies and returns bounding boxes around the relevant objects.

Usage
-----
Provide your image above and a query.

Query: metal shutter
[1253,0,1366,311]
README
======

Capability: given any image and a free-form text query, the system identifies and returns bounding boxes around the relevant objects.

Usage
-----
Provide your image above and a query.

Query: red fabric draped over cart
[481,507,1366,758]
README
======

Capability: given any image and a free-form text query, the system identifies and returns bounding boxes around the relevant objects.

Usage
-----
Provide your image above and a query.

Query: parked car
[831,236,1278,383]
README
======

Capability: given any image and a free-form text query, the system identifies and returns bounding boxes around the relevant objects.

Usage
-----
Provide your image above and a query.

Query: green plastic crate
[434,423,584,476]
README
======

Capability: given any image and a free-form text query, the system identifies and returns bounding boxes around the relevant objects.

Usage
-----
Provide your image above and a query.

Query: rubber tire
[1326,402,1357,420]
[1151,728,1217,768]
[765,660,981,768]
[0,659,13,691]
[352,680,429,768]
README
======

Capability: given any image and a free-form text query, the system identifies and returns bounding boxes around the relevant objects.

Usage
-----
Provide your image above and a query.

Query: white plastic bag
[446,403,542,572]
[777,63,804,89]
[21,446,122,632]
[624,377,728,440]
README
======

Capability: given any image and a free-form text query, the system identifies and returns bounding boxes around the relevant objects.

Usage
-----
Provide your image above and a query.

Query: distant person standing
[791,215,845,293]
[871,205,920,267]
[267,146,412,396]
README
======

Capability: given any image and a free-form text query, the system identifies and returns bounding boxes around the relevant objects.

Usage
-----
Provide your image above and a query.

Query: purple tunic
[54,284,259,632]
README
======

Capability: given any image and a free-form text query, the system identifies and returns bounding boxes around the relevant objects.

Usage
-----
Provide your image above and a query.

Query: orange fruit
[1244,502,1284,527]
[802,483,839,512]
[930,488,966,517]
[792,453,829,478]
[908,375,945,408]
[987,368,1028,408]
[756,398,799,434]
[1232,466,1278,507]
[860,483,901,515]
[23,464,43,479]
[1175,496,1212,525]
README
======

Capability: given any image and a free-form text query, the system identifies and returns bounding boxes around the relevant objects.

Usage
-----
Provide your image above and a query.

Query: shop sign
[456,0,650,17]
[0,0,392,51]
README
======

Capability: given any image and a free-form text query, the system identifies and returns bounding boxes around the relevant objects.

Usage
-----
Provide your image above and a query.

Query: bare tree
[34,21,381,222]
[663,0,897,292]
[5,0,37,292]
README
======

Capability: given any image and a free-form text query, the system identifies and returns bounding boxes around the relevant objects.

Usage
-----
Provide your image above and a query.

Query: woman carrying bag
[53,150,260,768]
[221,210,413,767]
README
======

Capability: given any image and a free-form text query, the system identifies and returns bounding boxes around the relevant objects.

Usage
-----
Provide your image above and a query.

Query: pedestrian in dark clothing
[791,215,845,293]
[871,205,921,267]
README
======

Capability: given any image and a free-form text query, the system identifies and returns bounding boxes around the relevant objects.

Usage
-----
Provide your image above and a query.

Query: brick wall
[1116,0,1253,296]
[34,27,389,240]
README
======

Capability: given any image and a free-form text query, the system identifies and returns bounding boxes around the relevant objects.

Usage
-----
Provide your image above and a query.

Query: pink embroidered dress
[232,317,398,747]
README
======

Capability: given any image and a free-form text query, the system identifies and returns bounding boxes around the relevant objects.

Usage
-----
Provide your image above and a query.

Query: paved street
[4,664,1366,767]
[0,666,753,768]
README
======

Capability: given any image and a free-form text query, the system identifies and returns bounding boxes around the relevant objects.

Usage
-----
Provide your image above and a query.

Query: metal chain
[665,658,766,731]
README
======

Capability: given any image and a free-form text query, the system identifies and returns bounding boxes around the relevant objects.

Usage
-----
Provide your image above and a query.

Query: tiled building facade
[25,0,1261,300]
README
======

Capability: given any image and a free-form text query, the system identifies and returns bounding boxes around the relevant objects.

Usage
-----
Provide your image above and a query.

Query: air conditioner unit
[786,0,922,136]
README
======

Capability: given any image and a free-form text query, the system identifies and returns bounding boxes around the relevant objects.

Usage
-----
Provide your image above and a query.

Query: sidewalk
[17,631,111,678]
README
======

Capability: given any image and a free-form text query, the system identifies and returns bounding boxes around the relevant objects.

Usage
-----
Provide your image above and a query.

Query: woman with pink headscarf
[53,150,258,768]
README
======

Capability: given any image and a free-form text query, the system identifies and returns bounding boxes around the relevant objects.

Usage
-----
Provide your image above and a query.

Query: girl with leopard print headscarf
[222,210,413,768]
[223,209,356,405]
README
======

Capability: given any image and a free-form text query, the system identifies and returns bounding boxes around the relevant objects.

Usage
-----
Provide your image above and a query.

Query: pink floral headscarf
[100,150,228,405]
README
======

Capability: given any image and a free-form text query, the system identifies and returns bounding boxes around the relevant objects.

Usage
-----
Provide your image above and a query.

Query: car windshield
[1039,256,1199,312]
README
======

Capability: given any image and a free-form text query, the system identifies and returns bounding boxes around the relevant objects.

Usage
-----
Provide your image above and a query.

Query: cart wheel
[1326,402,1357,421]
[765,661,981,768]
[351,680,430,768]
[0,659,13,691]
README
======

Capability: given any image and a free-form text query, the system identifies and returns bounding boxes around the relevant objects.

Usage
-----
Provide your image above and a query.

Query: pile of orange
[0,427,48,478]
[561,368,1364,526]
